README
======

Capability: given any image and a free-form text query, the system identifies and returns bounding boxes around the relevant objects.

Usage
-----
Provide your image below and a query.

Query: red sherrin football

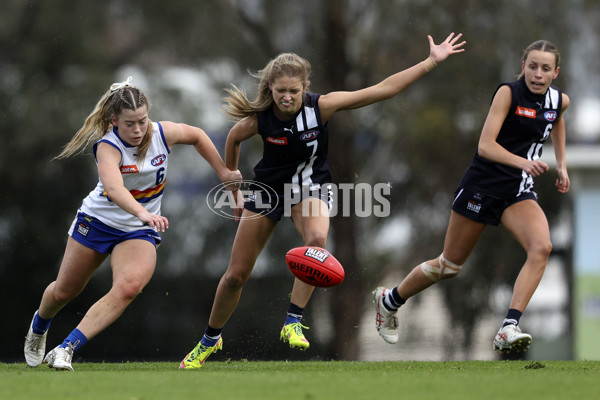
[285,246,344,288]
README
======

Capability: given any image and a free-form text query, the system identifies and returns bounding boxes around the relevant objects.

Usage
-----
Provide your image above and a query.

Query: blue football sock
[60,329,88,352]
[32,311,53,335]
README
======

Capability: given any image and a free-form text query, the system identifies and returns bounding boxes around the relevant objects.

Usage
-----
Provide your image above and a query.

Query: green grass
[2,360,599,400]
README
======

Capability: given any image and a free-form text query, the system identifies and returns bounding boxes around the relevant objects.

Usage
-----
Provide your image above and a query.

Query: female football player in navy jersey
[180,33,466,369]
[373,40,570,355]
[24,77,241,371]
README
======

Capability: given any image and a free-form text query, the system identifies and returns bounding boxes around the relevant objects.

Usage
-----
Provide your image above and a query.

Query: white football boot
[44,345,74,371]
[493,324,532,354]
[24,312,47,367]
[372,287,399,344]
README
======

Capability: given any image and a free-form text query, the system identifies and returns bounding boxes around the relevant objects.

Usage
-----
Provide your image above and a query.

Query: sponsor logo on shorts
[304,247,330,263]
[151,154,167,166]
[77,223,90,236]
[467,200,481,213]
[515,106,536,118]
[544,111,557,122]
[120,165,139,174]
[300,130,319,141]
[266,136,288,145]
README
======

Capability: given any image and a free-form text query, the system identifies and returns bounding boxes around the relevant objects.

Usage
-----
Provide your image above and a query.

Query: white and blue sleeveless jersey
[79,122,170,232]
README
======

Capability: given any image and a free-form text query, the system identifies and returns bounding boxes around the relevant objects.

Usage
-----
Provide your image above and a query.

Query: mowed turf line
[1,360,599,400]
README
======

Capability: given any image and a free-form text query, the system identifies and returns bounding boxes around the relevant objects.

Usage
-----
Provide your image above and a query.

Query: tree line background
[1,0,598,362]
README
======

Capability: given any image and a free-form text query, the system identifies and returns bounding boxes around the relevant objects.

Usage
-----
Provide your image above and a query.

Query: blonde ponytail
[55,77,152,162]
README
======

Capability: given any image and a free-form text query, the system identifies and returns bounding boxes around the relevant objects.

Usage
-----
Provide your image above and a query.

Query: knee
[421,254,464,282]
[221,268,251,290]
[529,240,553,262]
[51,281,82,304]
[114,279,146,302]
[303,231,327,248]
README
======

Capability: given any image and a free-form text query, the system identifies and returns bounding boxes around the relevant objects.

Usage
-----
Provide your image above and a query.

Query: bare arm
[477,85,550,177]
[96,143,169,232]
[224,116,259,220]
[551,93,570,193]
[161,121,242,185]
[318,32,466,122]
[224,115,259,171]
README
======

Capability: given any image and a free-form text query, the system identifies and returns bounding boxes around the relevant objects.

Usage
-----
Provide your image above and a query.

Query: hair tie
[110,76,133,92]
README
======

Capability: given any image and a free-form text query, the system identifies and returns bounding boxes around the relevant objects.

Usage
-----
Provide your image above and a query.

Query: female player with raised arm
[180,33,466,369]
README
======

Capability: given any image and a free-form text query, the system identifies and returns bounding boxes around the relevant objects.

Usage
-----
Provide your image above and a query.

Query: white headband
[109,76,133,92]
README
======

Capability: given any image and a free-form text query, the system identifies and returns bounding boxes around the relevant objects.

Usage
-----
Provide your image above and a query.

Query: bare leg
[25,238,106,367]
[38,237,108,319]
[76,239,157,340]
[208,210,277,328]
[373,211,485,344]
[397,211,486,299]
[289,198,330,307]
[500,199,552,312]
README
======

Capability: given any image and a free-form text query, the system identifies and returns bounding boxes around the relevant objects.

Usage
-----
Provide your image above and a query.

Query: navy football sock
[383,287,405,312]
[201,325,222,347]
[285,303,304,325]
[502,309,523,327]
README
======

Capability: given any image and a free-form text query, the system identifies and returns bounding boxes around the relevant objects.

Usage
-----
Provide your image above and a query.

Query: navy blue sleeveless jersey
[458,77,562,198]
[252,92,332,194]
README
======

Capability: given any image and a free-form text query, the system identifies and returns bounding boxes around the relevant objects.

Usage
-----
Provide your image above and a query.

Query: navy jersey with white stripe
[253,92,332,193]
[458,77,563,198]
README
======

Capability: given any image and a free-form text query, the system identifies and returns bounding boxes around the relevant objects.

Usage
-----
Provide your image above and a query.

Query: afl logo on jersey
[151,154,167,166]
[544,111,557,122]
[300,130,319,141]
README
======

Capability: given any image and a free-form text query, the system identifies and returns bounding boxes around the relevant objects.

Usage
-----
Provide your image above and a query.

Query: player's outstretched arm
[162,121,242,185]
[318,32,466,121]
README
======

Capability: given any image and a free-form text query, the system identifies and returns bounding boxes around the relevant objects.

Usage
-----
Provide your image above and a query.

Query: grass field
[2,360,599,400]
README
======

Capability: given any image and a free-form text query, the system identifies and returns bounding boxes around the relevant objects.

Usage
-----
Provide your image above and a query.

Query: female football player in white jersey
[24,77,241,371]
[180,33,466,369]
[373,40,570,356]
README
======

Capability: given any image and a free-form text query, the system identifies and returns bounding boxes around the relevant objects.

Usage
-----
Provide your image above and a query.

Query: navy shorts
[244,184,333,221]
[68,211,162,254]
[451,188,538,226]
